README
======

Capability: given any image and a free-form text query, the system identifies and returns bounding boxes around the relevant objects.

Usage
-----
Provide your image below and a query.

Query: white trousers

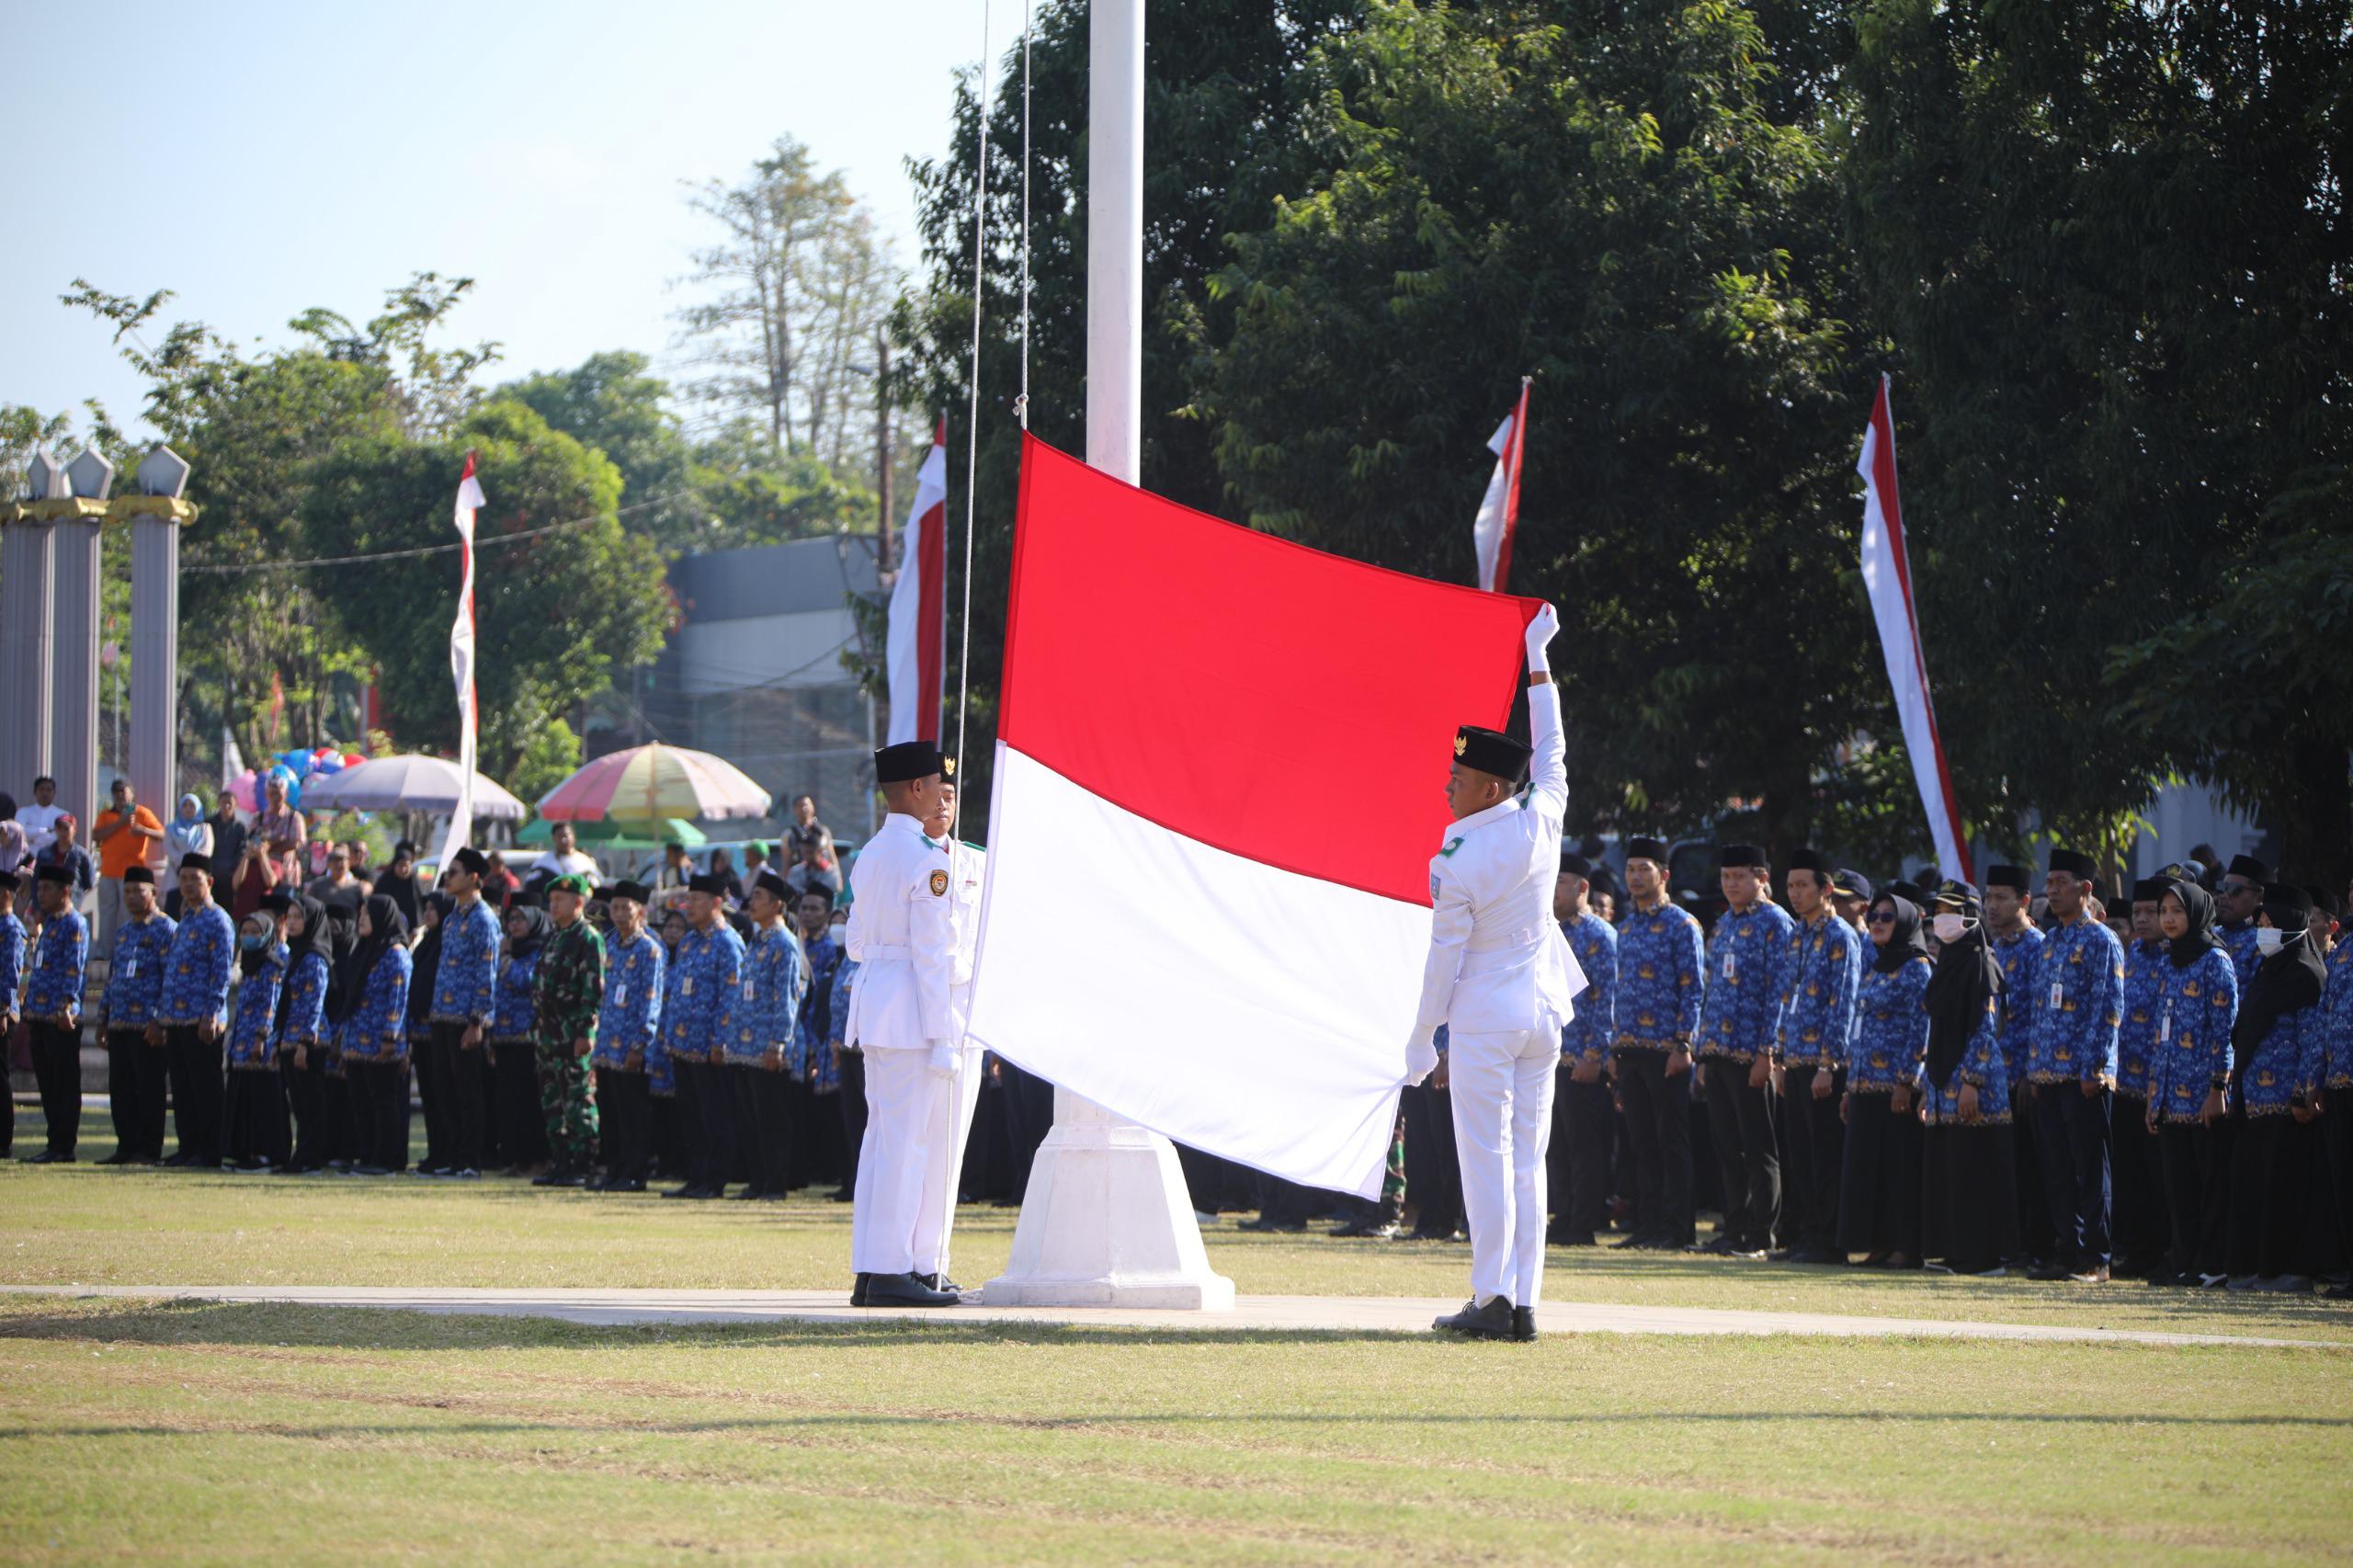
[1448,1028,1560,1309]
[849,1043,985,1277]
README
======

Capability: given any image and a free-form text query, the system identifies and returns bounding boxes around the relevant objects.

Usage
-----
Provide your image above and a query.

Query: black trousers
[412,1026,448,1169]
[2031,1083,2112,1270]
[676,1057,735,1190]
[1837,1089,1922,1258]
[354,1059,412,1170]
[2011,1080,2056,1261]
[284,1044,328,1170]
[2110,1093,2170,1269]
[323,1066,357,1166]
[2327,1100,2353,1274]
[1000,1059,1055,1199]
[106,1028,158,1158]
[1780,1064,1846,1252]
[1403,1079,1461,1235]
[731,1063,794,1195]
[835,1048,869,1195]
[30,1019,82,1156]
[222,1067,290,1167]
[1615,1049,1693,1244]
[427,1022,485,1172]
[1700,1054,1780,1247]
[597,1067,650,1181]
[492,1039,546,1170]
[1922,1122,2017,1273]
[2229,1113,2298,1278]
[166,1023,224,1165]
[1548,1062,1614,1238]
[2158,1115,2233,1278]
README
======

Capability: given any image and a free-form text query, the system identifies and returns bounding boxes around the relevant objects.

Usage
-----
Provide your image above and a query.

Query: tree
[1198,1,1875,855]
[297,401,672,778]
[675,136,901,473]
[496,352,707,550]
[1847,0,2353,871]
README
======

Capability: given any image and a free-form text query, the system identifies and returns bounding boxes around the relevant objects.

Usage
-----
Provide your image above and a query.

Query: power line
[181,490,692,575]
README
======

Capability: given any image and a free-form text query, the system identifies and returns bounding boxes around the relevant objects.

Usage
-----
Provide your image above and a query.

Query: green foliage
[297,401,670,778]
[506,714,585,815]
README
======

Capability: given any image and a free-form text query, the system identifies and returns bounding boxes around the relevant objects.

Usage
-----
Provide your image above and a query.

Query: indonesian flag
[1857,377,1971,882]
[432,453,486,871]
[884,419,949,744]
[1472,380,1530,592]
[967,437,1541,1197]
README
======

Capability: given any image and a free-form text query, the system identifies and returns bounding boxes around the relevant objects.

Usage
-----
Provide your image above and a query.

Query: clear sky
[2,0,998,445]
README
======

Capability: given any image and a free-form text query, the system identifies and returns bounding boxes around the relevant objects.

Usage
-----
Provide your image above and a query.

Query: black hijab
[348,893,409,1001]
[407,892,454,1024]
[322,902,362,1024]
[2234,916,2327,1063]
[506,903,553,959]
[287,894,335,971]
[1870,894,1929,974]
[1925,892,2004,1087]
[2162,877,2224,971]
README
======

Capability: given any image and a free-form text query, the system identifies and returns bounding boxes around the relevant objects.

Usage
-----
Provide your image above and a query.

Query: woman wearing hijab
[1918,881,2017,1276]
[2226,883,2328,1291]
[275,895,336,1175]
[2143,876,2241,1286]
[316,902,362,1171]
[408,893,453,1175]
[222,899,292,1170]
[346,894,414,1174]
[490,896,555,1175]
[1840,892,1932,1267]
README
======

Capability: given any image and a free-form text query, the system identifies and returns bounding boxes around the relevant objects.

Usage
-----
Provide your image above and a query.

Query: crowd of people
[6,767,2350,1301]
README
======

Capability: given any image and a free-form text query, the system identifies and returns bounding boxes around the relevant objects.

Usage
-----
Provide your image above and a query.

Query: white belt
[1465,923,1548,955]
[860,945,913,962]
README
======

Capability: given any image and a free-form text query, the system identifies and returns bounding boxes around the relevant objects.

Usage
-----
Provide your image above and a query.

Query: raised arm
[1524,604,1564,812]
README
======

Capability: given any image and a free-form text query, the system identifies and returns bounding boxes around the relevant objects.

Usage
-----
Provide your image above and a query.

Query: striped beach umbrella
[536,743,772,824]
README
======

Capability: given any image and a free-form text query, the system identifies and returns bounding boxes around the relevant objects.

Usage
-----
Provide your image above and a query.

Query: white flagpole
[433,454,486,871]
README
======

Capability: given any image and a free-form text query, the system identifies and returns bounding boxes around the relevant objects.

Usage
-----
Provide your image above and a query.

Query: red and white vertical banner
[1472,379,1531,593]
[884,418,949,744]
[1858,377,1971,882]
[433,453,487,871]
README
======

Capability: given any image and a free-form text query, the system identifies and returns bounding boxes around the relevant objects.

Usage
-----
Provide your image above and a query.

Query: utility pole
[875,331,894,574]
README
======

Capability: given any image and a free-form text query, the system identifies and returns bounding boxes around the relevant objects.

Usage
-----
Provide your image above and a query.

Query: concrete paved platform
[0,1283,2335,1348]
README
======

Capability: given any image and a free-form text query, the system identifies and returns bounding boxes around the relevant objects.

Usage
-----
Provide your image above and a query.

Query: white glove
[926,1041,958,1080]
[1405,1040,1439,1087]
[1525,603,1560,674]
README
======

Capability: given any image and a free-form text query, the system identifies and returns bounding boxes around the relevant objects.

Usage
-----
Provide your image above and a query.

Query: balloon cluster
[223,745,369,814]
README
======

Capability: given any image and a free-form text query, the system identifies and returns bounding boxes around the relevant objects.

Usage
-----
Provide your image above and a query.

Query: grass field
[5,1113,2351,1562]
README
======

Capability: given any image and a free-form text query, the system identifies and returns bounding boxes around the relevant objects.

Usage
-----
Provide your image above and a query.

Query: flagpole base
[982,1089,1236,1311]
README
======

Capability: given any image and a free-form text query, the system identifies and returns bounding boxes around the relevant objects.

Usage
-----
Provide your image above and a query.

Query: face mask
[240,931,265,951]
[1931,914,1969,944]
[2255,926,2284,956]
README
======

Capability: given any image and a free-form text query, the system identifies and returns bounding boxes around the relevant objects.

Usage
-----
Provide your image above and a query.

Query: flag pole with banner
[432,453,486,870]
[884,419,949,744]
[1472,378,1531,593]
[1857,376,1971,882]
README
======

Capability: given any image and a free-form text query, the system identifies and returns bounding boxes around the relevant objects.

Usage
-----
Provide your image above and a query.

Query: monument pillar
[118,447,194,821]
[0,451,61,796]
[48,449,115,831]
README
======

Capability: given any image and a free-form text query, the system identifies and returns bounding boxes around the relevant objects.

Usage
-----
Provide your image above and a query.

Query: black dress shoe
[1433,1296,1517,1339]
[730,1186,767,1200]
[22,1149,71,1165]
[95,1151,137,1166]
[662,1184,708,1199]
[1511,1306,1538,1343]
[914,1273,968,1299]
[860,1272,961,1308]
[608,1178,647,1193]
[162,1151,193,1167]
[2027,1262,2071,1282]
[851,1273,870,1307]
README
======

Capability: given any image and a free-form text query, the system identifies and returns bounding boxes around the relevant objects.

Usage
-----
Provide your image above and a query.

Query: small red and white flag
[432,453,487,870]
[1857,377,1971,882]
[1472,379,1531,592]
[884,419,949,744]
[967,437,1541,1197]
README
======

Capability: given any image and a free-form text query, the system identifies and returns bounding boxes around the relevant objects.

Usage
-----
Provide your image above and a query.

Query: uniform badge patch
[1453,734,1468,757]
[929,870,949,897]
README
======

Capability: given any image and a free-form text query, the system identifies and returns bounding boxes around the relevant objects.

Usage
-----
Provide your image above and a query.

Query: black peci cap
[1718,844,1768,870]
[1985,864,2030,892]
[1452,725,1529,782]
[1624,835,1669,866]
[2048,849,2098,881]
[875,741,946,786]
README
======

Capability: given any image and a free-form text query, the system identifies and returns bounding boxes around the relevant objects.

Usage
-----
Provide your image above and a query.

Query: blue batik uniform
[1561,913,1617,1065]
[1923,992,2010,1125]
[2025,916,2124,1087]
[2117,939,2167,1102]
[664,923,745,1061]
[1698,901,1792,1063]
[103,913,176,1031]
[728,923,805,1068]
[2239,957,2323,1119]
[2324,940,2353,1095]
[2221,923,2264,993]
[279,950,330,1048]
[225,945,288,1067]
[1777,912,1862,1069]
[593,929,665,1072]
[156,904,234,1029]
[2148,949,2238,1122]
[25,908,87,1021]
[431,899,501,1025]
[0,913,25,1019]
[818,954,857,1096]
[1611,899,1705,1053]
[1990,927,2045,1084]
[350,948,413,1060]
[1849,959,1930,1092]
[800,932,843,1086]
[490,949,541,1046]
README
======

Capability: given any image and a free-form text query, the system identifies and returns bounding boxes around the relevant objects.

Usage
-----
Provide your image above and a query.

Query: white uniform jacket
[1410,680,1586,1065]
[843,813,980,1051]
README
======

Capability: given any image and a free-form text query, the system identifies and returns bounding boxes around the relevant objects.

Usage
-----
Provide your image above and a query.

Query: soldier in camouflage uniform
[531,872,606,1186]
